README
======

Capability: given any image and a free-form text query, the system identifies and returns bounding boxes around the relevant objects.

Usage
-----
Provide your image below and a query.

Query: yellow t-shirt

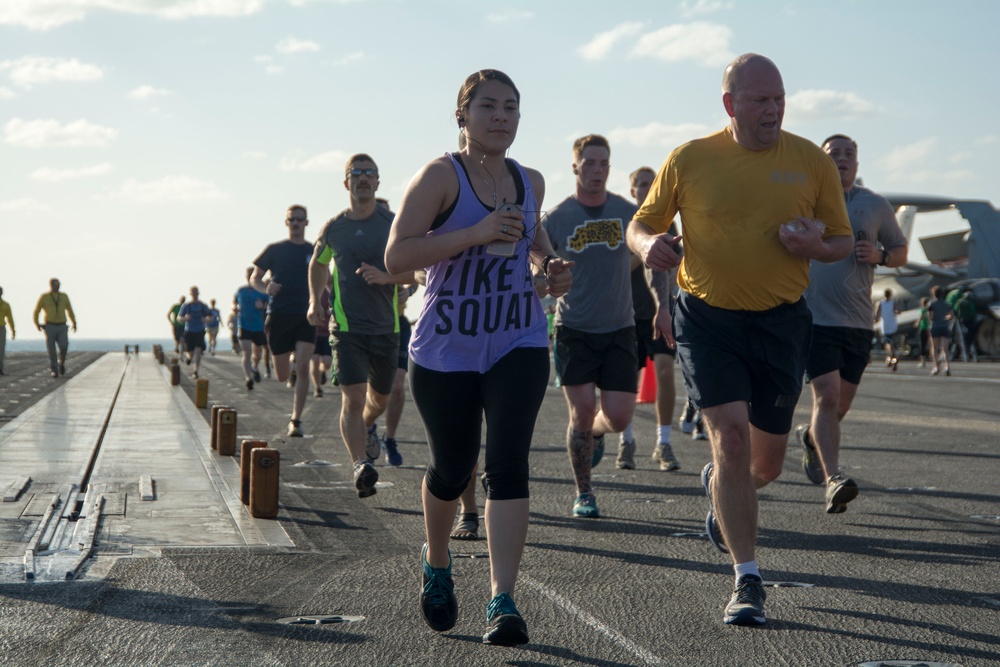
[635,127,851,311]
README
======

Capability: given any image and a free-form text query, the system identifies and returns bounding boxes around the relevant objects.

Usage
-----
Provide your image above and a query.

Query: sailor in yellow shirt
[627,53,852,627]
[33,277,77,377]
[0,285,14,375]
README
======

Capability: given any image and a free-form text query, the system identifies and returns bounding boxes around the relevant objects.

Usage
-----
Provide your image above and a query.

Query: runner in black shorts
[250,204,316,437]
[628,54,854,626]
[617,166,681,472]
[797,133,908,514]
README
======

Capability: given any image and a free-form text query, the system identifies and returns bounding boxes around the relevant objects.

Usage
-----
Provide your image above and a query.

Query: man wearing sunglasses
[251,204,316,438]
[308,155,414,498]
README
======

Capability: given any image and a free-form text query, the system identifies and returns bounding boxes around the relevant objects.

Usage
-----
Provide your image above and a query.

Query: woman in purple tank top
[385,69,573,647]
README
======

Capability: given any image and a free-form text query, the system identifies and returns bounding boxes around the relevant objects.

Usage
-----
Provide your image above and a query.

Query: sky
[2,0,998,341]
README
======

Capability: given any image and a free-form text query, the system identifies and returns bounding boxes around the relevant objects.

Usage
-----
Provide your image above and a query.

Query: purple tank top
[409,153,548,373]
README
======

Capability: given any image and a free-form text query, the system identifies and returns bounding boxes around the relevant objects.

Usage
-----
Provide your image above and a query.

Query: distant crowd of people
[2,52,991,646]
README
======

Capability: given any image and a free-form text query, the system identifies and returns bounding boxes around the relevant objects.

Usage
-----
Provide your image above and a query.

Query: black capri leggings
[410,346,549,502]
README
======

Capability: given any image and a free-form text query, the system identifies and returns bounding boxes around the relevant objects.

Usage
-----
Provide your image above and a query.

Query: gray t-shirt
[315,206,397,335]
[804,186,907,329]
[543,193,637,333]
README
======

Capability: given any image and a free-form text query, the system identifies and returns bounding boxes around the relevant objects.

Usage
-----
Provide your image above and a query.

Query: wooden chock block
[240,439,268,505]
[249,448,280,518]
[170,361,180,386]
[216,408,238,456]
[195,378,209,409]
[210,405,231,451]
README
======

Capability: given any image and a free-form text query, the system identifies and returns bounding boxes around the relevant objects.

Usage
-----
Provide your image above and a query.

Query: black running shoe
[420,544,457,632]
[353,461,378,498]
[252,368,262,383]
[483,592,529,646]
[825,474,859,514]
[724,574,767,626]
[591,433,605,468]
[246,378,254,391]
[796,423,824,485]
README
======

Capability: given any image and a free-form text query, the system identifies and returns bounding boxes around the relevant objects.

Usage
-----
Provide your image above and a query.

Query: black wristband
[541,254,558,274]
[879,248,889,266]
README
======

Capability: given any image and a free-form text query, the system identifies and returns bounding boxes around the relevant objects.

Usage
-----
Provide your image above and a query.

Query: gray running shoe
[287,419,303,437]
[724,574,767,626]
[365,424,382,462]
[796,423,824,485]
[701,462,728,554]
[652,441,680,471]
[616,438,637,470]
[825,474,859,514]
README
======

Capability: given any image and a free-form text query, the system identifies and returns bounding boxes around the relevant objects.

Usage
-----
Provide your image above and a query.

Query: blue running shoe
[420,543,458,632]
[382,436,403,467]
[572,493,600,518]
[483,592,529,645]
[724,574,767,626]
[701,462,728,553]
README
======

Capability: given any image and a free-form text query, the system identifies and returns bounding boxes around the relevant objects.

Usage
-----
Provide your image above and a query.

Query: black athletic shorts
[239,329,267,346]
[313,332,332,357]
[673,291,811,435]
[331,331,398,394]
[184,331,206,351]
[265,313,315,356]
[554,325,638,392]
[172,324,184,343]
[635,317,676,370]
[805,325,871,385]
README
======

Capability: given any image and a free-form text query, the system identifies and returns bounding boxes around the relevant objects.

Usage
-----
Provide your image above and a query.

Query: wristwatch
[878,248,889,266]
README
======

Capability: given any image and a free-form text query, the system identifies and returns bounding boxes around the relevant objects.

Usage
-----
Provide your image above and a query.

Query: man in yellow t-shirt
[627,53,852,627]
[0,285,15,375]
[33,277,77,378]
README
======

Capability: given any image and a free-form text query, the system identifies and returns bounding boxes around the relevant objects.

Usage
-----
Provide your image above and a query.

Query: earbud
[572,167,578,175]
[457,115,465,127]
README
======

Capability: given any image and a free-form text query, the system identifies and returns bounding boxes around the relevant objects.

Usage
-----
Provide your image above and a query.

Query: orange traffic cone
[637,361,657,404]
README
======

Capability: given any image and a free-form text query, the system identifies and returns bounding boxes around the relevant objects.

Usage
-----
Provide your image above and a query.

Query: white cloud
[949,151,973,165]
[31,163,113,181]
[0,87,14,99]
[0,56,103,88]
[98,175,229,203]
[242,150,267,159]
[974,134,997,146]
[128,85,171,100]
[608,121,712,149]
[786,89,877,121]
[328,51,365,67]
[679,0,733,17]
[0,197,53,213]
[629,21,733,67]
[487,10,534,22]
[4,118,117,148]
[279,150,348,172]
[0,0,265,31]
[879,138,937,174]
[276,36,320,54]
[578,22,645,61]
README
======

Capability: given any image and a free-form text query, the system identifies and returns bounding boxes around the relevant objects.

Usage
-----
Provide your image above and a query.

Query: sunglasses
[287,216,306,223]
[348,168,378,177]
